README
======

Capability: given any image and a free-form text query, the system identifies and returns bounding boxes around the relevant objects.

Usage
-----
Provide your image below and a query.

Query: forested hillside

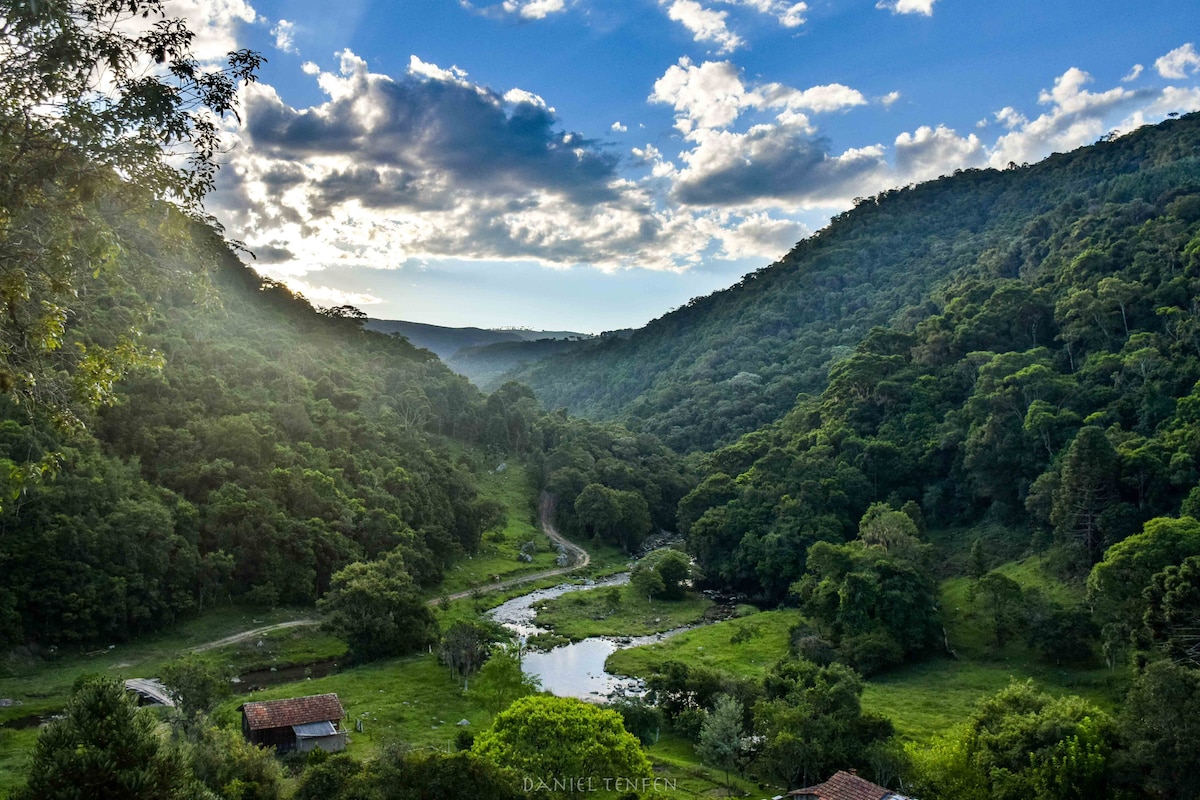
[676,113,1200,612]
[516,114,1200,454]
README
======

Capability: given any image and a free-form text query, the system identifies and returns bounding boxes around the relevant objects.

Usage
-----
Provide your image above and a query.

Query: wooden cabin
[241,693,347,753]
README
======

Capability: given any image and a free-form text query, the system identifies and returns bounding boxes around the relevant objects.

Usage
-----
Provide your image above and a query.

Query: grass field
[606,609,794,679]
[531,584,713,644]
[862,656,1129,743]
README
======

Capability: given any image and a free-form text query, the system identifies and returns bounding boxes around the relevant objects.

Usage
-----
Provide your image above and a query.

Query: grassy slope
[606,609,794,679]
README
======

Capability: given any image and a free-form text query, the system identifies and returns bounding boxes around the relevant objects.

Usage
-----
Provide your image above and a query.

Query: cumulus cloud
[612,121,628,132]
[163,0,260,62]
[650,57,866,135]
[987,67,1159,167]
[271,19,297,54]
[894,125,985,181]
[286,279,384,308]
[462,0,569,20]
[1156,43,1200,80]
[699,211,810,259]
[880,91,901,108]
[721,0,808,27]
[215,51,725,274]
[663,0,744,53]
[1122,64,1144,83]
[876,0,938,15]
[670,122,887,207]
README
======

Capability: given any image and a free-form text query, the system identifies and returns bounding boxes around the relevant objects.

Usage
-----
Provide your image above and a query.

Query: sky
[168,0,1200,333]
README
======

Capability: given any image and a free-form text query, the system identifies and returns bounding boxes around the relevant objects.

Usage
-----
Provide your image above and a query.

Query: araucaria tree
[12,676,195,800]
[1051,426,1119,564]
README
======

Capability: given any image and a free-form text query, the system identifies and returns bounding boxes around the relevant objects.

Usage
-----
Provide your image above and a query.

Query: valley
[2,6,1200,795]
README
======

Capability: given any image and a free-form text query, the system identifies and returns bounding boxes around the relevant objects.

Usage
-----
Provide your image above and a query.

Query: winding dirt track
[186,493,589,652]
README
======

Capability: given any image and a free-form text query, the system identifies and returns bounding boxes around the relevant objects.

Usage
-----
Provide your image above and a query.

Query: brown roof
[790,771,900,800]
[241,693,345,731]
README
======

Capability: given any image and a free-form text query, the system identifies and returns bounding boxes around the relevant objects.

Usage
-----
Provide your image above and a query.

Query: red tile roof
[790,771,897,800]
[242,693,345,731]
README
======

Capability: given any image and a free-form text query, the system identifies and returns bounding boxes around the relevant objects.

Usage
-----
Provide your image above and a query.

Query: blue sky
[175,0,1200,332]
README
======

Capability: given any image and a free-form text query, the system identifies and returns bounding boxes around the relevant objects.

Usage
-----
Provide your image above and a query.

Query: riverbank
[528,583,715,647]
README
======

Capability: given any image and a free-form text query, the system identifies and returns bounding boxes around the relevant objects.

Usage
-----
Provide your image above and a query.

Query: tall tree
[1052,426,1119,564]
[470,646,541,715]
[440,620,495,690]
[318,550,438,662]
[1118,661,1200,800]
[697,694,745,792]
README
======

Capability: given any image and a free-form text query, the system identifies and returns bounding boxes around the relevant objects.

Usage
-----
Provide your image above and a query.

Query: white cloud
[701,211,810,259]
[651,58,756,133]
[462,0,569,19]
[986,67,1151,167]
[1122,64,1144,83]
[876,0,938,15]
[271,19,297,54]
[894,125,985,182]
[880,91,901,108]
[765,82,868,114]
[215,51,720,276]
[993,106,1027,129]
[504,88,552,109]
[650,58,866,136]
[611,121,628,133]
[408,55,472,85]
[502,0,567,19]
[721,0,808,27]
[663,0,744,54]
[163,0,260,62]
[286,279,384,308]
[1155,43,1200,80]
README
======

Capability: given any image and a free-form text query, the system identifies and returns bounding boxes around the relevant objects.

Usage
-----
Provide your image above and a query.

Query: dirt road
[186,493,590,651]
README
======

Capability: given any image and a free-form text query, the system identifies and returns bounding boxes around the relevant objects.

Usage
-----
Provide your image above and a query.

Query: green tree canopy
[631,548,692,600]
[318,549,438,661]
[912,680,1117,800]
[0,0,260,431]
[473,695,652,796]
[470,646,542,716]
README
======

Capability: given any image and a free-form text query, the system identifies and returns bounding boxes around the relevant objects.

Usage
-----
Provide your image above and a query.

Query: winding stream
[487,573,698,701]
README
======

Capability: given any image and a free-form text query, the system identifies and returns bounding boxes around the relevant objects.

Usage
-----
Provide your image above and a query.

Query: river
[487,573,697,702]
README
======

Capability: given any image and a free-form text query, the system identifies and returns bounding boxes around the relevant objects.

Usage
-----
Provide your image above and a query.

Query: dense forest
[675,115,1200,602]
[515,115,1200,454]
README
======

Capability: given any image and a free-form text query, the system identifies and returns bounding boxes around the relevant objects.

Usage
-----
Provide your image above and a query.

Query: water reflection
[487,573,692,701]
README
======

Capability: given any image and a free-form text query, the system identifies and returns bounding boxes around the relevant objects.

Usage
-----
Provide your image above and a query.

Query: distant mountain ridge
[364,318,590,364]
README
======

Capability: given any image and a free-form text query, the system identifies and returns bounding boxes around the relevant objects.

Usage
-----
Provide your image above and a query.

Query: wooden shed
[241,693,347,753]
